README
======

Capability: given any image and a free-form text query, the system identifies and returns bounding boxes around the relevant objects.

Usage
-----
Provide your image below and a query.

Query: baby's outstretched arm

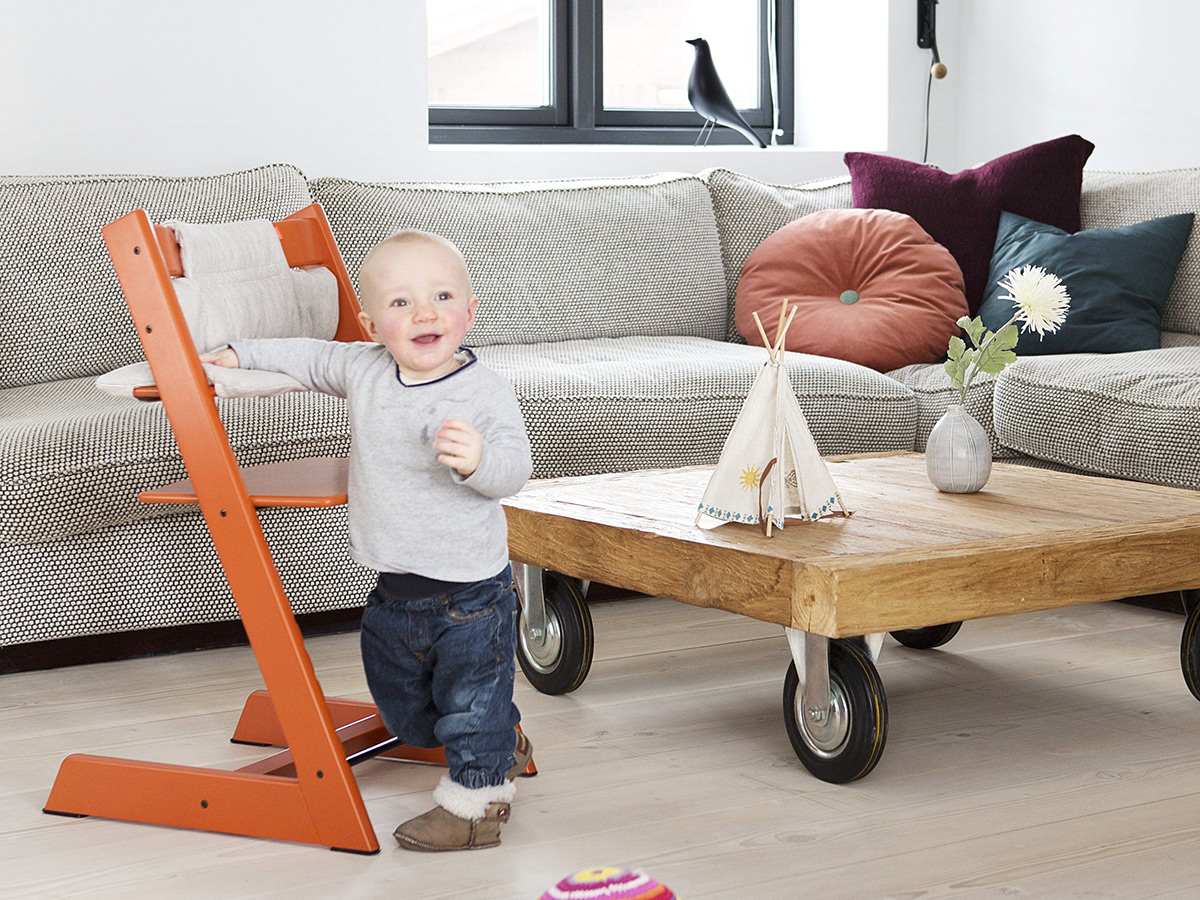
[198,346,240,368]
[221,338,374,398]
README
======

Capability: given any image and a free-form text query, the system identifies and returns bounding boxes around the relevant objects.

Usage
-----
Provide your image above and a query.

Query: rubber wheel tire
[890,621,963,650]
[783,638,888,784]
[517,571,594,695]
[1181,602,1200,702]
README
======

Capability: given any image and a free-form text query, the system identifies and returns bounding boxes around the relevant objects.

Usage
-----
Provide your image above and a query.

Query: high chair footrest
[140,457,349,507]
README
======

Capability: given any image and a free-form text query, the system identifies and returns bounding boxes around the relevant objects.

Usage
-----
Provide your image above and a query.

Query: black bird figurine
[686,37,767,148]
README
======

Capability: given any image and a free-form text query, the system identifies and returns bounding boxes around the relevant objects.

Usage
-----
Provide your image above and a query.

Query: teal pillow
[978,210,1194,354]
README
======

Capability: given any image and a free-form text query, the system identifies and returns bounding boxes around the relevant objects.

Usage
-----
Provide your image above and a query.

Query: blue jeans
[360,565,520,790]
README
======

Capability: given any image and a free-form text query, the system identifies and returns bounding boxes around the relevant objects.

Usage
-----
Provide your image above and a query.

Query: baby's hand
[433,419,483,477]
[199,346,240,368]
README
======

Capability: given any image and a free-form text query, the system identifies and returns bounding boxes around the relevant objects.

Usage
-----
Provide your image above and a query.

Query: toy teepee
[696,299,851,536]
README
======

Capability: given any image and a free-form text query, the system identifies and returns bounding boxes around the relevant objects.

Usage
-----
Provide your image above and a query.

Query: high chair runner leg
[232,691,536,775]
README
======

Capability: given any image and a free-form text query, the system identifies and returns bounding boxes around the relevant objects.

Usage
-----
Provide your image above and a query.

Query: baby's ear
[465,295,480,331]
[357,309,379,342]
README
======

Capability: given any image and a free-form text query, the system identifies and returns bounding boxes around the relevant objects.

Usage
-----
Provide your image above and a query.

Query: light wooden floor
[3,597,1200,900]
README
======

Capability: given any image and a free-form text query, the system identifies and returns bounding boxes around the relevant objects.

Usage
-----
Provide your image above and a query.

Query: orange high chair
[43,205,534,853]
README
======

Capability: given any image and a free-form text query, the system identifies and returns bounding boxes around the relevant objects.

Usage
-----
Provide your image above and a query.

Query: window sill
[427,143,857,154]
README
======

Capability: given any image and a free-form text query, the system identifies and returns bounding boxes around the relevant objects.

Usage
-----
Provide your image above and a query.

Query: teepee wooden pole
[751,311,775,363]
[774,307,797,356]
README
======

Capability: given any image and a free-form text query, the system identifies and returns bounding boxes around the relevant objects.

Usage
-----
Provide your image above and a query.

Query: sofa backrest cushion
[309,173,728,346]
[700,168,853,339]
[0,165,315,389]
[1082,169,1200,336]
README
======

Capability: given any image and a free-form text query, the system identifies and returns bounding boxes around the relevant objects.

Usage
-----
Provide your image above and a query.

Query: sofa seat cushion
[993,348,1200,488]
[477,336,916,479]
[310,173,728,346]
[885,363,1020,458]
[0,377,350,545]
[0,164,315,390]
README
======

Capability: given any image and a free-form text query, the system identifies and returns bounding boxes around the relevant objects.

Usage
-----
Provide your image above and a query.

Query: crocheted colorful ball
[539,867,675,900]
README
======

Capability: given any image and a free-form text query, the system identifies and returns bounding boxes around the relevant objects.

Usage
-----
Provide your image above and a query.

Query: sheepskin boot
[393,776,516,852]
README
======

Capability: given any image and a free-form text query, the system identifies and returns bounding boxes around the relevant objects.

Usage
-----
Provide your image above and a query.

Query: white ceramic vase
[925,404,992,493]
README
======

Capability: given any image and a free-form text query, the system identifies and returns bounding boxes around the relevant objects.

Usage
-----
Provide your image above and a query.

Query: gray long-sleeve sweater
[231,338,533,581]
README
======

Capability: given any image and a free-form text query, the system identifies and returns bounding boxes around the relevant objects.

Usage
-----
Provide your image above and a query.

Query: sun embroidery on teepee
[738,464,761,491]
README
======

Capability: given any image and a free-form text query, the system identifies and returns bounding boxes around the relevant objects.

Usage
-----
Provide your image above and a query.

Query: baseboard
[0,607,365,675]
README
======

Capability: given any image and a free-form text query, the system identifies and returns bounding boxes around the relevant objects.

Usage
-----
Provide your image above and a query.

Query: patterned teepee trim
[699,490,842,527]
[539,866,675,900]
[697,501,763,524]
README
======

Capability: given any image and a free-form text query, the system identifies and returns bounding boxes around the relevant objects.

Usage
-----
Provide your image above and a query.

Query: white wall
[932,0,1200,172]
[0,0,935,184]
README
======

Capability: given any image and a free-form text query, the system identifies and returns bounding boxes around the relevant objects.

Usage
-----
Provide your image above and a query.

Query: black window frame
[429,0,794,146]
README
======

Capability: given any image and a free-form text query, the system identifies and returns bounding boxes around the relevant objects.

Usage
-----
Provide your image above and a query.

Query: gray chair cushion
[1082,169,1200,336]
[477,336,916,479]
[700,168,853,339]
[0,377,350,545]
[886,363,1020,458]
[993,348,1200,488]
[310,173,729,346]
[0,165,315,389]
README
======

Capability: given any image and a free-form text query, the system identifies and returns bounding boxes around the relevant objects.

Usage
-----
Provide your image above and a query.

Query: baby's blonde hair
[358,230,472,311]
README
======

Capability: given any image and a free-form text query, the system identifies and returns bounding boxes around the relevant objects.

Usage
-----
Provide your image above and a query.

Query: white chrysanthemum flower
[997,265,1071,338]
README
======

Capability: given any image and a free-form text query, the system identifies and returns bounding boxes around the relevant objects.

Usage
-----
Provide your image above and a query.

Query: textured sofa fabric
[479,336,917,479]
[1162,331,1200,347]
[993,347,1200,489]
[0,377,350,545]
[311,173,729,346]
[1,506,372,647]
[0,165,314,389]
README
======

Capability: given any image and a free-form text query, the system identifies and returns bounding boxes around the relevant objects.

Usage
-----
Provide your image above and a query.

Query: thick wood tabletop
[503,453,1200,637]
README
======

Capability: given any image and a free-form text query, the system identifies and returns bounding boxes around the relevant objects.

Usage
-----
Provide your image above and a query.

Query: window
[429,0,794,145]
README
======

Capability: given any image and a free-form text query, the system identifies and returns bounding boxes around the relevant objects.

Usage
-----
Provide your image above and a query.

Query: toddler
[202,230,533,851]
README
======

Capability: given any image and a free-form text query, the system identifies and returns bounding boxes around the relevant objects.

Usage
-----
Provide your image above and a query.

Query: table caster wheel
[783,638,887,783]
[517,571,593,695]
[1181,599,1200,702]
[890,621,962,649]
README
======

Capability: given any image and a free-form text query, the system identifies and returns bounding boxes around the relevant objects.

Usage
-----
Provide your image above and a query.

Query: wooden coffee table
[503,452,1200,783]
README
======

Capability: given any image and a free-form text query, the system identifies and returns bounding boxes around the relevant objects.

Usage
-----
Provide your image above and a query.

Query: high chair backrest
[151,203,368,344]
[110,203,368,400]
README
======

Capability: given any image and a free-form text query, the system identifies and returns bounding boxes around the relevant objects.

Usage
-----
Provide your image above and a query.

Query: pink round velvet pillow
[735,208,968,371]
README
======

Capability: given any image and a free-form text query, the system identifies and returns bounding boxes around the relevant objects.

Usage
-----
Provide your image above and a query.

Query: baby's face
[357,241,478,381]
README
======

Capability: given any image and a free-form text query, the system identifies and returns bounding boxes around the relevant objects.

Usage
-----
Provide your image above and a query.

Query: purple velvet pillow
[844,135,1095,313]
